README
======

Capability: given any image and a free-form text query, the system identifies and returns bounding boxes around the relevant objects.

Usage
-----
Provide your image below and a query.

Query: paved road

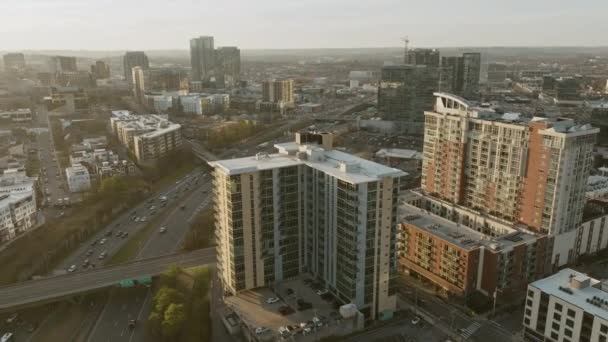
[87,183,214,342]
[56,169,204,273]
[0,248,216,311]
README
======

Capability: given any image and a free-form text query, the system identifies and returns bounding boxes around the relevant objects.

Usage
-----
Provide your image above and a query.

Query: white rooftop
[531,268,608,320]
[211,141,406,184]
[376,148,422,160]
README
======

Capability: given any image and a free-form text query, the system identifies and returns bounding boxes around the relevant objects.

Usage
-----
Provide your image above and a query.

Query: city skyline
[2,0,607,50]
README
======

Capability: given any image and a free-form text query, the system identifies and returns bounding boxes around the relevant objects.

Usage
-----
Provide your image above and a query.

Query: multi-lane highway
[0,248,216,311]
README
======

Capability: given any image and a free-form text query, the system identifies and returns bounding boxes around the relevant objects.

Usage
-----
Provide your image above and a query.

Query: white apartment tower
[211,132,407,319]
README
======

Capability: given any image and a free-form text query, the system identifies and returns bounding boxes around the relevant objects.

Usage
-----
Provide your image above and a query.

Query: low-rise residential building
[65,164,91,193]
[588,176,608,199]
[110,111,182,164]
[96,160,136,181]
[0,108,32,122]
[524,268,608,342]
[180,93,229,115]
[0,169,37,242]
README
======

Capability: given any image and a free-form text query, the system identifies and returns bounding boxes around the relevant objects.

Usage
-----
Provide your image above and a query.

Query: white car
[140,217,146,222]
[265,297,280,304]
[411,316,421,325]
[100,238,107,245]
[159,227,166,234]
[316,289,329,296]
[254,327,269,335]
[68,265,77,272]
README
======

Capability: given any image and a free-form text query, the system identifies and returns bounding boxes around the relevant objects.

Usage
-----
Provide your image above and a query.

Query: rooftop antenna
[401,36,410,64]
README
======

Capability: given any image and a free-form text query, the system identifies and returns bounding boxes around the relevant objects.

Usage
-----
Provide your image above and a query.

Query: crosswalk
[460,322,482,339]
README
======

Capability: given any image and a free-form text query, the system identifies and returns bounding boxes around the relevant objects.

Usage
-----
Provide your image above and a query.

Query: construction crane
[401,36,410,64]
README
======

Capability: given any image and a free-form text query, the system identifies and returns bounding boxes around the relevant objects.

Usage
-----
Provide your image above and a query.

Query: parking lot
[225,276,360,341]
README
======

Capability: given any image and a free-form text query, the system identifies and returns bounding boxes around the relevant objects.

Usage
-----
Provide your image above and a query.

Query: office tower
[132,67,146,104]
[215,47,241,88]
[377,65,440,123]
[406,48,440,67]
[55,71,95,88]
[190,36,215,83]
[90,60,111,79]
[262,79,294,105]
[211,131,407,319]
[3,53,26,72]
[123,51,149,84]
[523,268,608,342]
[50,56,78,73]
[143,67,190,92]
[461,53,481,98]
[555,77,580,101]
[421,92,597,235]
[487,62,507,84]
[441,53,481,99]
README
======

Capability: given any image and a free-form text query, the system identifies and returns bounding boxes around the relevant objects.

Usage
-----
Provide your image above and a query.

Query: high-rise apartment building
[377,65,441,123]
[50,56,78,73]
[421,92,597,235]
[90,60,111,79]
[215,47,241,88]
[523,268,608,342]
[406,48,440,67]
[3,53,26,72]
[487,62,508,84]
[190,36,215,83]
[211,131,408,319]
[262,79,294,105]
[441,53,481,99]
[132,67,146,104]
[143,67,190,92]
[398,92,598,297]
[123,51,149,85]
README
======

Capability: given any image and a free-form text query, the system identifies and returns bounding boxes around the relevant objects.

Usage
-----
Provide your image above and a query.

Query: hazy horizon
[2,0,607,51]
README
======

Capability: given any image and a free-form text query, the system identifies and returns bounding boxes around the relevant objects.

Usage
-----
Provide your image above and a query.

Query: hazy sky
[1,0,607,50]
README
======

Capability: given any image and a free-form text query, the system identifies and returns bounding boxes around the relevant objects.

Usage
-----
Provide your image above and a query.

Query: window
[554,313,561,321]
[524,318,530,326]
[555,303,563,311]
[528,289,534,297]
[527,299,533,307]
[602,325,608,334]
[525,309,532,316]
[600,336,607,342]
[566,319,574,328]
[567,309,575,317]
[551,332,559,340]
[552,322,560,331]
[564,328,572,338]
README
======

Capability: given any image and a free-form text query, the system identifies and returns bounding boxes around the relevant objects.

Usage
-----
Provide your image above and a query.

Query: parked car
[266,297,280,304]
[254,327,269,335]
[159,227,166,234]
[100,238,107,245]
[316,289,329,296]
[278,306,294,316]
[68,265,77,272]
[411,316,421,325]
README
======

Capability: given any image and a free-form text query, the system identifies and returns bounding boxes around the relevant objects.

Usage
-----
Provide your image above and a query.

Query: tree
[153,286,184,314]
[159,265,181,288]
[161,303,186,340]
[147,311,162,334]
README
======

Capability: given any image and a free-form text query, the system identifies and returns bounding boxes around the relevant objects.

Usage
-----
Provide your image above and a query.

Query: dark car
[286,288,294,295]
[278,305,294,316]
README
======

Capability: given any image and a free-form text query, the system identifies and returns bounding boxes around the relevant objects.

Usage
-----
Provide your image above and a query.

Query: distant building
[215,47,241,88]
[377,64,440,123]
[49,56,78,73]
[190,36,215,83]
[123,51,149,85]
[180,93,229,115]
[406,48,440,67]
[66,164,91,193]
[132,67,146,104]
[441,52,481,99]
[110,111,182,165]
[0,109,32,122]
[55,71,95,88]
[44,87,89,114]
[262,79,294,106]
[349,71,375,83]
[143,67,190,92]
[90,60,111,79]
[523,269,608,342]
[487,62,507,84]
[3,53,26,72]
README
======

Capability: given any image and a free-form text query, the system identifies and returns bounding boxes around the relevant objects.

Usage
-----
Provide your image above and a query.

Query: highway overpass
[0,248,216,312]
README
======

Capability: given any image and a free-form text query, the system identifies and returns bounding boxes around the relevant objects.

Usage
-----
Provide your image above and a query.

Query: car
[68,265,76,272]
[90,240,97,246]
[180,205,186,210]
[86,250,94,256]
[254,327,269,335]
[149,206,156,211]
[128,319,136,329]
[312,316,323,327]
[99,238,107,245]
[160,202,167,208]
[140,217,146,222]
[105,231,113,237]
[159,227,166,234]
[278,305,294,316]
[316,289,329,296]
[411,316,421,325]
[98,251,107,259]
[303,327,312,335]
[1,332,13,342]
[278,326,291,338]
[122,232,129,238]
[115,231,123,237]
[5,313,18,324]
[266,297,280,304]
[286,288,294,295]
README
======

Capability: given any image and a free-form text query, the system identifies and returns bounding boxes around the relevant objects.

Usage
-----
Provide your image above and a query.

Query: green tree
[161,303,186,340]
[153,286,184,314]
[159,265,181,288]
[147,311,162,334]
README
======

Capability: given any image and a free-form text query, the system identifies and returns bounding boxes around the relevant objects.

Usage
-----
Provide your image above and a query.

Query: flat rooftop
[399,203,538,251]
[531,268,608,321]
[211,142,406,184]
